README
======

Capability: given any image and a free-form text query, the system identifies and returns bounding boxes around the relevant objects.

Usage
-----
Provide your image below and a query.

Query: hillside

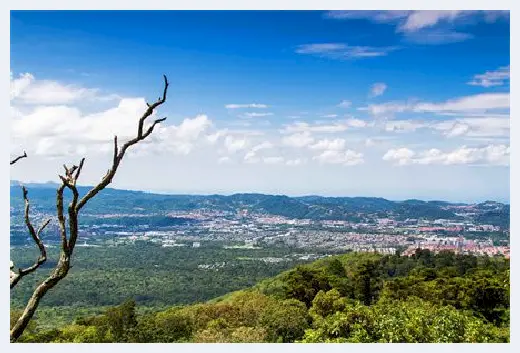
[12,250,510,343]
[9,183,510,226]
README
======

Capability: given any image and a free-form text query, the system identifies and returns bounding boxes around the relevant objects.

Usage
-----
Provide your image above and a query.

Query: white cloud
[383,148,416,166]
[123,114,212,156]
[337,100,351,108]
[309,138,346,151]
[468,66,510,87]
[171,115,212,140]
[346,118,368,128]
[398,11,467,32]
[224,135,249,153]
[324,10,482,33]
[413,93,510,113]
[282,132,315,148]
[243,141,274,162]
[206,130,228,144]
[286,158,307,166]
[11,93,212,157]
[433,116,509,138]
[313,149,364,166]
[225,103,268,109]
[370,82,387,97]
[244,152,259,163]
[283,121,349,134]
[263,156,284,165]
[384,120,427,133]
[362,93,510,117]
[383,145,509,166]
[10,72,34,100]
[324,11,508,45]
[10,72,117,105]
[217,156,232,164]
[242,112,273,118]
[441,123,471,138]
[282,118,368,136]
[321,114,338,118]
[361,101,414,116]
[402,30,473,45]
[251,141,274,152]
[295,43,397,60]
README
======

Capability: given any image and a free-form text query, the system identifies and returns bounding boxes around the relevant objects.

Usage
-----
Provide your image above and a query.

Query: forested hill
[9,183,510,226]
[14,250,510,343]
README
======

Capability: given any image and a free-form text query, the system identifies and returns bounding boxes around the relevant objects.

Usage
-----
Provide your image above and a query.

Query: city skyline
[10,10,510,203]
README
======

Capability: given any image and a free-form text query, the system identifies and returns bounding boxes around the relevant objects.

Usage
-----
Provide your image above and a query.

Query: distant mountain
[9,182,509,226]
[10,180,60,188]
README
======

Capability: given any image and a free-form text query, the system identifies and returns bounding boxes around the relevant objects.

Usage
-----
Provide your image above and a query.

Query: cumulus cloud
[468,66,510,87]
[11,77,213,158]
[384,120,427,133]
[370,82,387,97]
[243,141,274,162]
[224,135,249,153]
[282,132,315,148]
[382,148,416,165]
[383,145,509,166]
[10,72,118,105]
[313,149,364,166]
[206,130,228,144]
[309,138,346,151]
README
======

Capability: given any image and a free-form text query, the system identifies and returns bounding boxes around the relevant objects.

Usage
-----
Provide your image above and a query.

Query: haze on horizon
[10,11,510,204]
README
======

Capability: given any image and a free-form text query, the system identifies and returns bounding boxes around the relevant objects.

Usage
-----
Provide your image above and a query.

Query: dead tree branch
[10,75,169,342]
[10,151,27,165]
[10,187,51,289]
[10,152,51,290]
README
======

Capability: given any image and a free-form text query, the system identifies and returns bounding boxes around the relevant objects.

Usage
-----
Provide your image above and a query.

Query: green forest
[12,249,509,343]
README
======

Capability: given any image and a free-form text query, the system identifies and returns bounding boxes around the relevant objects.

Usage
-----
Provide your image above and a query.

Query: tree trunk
[10,253,70,342]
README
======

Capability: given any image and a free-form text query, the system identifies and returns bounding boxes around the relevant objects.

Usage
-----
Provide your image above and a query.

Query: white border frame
[3,1,517,352]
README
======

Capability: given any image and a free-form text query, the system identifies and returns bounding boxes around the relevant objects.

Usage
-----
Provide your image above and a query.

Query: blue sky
[10,10,510,203]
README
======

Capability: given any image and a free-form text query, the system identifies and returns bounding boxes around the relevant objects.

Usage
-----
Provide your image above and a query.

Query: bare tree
[10,76,169,342]
[10,151,52,289]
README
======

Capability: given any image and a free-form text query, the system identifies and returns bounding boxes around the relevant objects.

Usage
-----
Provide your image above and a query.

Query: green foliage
[11,244,327,310]
[15,251,509,343]
[259,299,309,342]
[302,297,508,343]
